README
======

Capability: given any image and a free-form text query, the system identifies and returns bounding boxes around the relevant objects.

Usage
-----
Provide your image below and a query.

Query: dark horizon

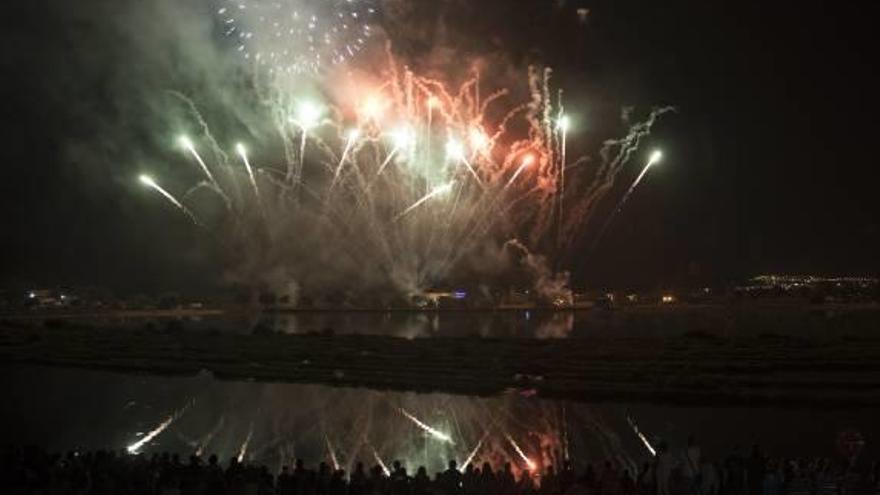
[1,0,878,294]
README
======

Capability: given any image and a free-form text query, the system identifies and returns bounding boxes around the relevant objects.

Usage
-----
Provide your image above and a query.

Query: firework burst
[218,0,377,75]
[140,51,670,302]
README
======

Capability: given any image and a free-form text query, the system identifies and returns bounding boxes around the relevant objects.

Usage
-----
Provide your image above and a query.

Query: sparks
[360,95,386,121]
[394,182,454,222]
[619,149,663,210]
[558,115,571,132]
[370,445,391,476]
[506,155,535,188]
[236,143,260,197]
[127,415,174,455]
[179,136,217,184]
[324,434,340,471]
[237,423,254,463]
[627,416,656,456]
[460,431,489,472]
[399,407,454,444]
[141,57,672,301]
[217,0,377,75]
[294,100,323,130]
[505,433,537,471]
[126,400,193,455]
[139,175,201,226]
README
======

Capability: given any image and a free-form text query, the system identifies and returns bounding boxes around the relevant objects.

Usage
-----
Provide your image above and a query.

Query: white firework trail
[237,422,255,463]
[460,430,490,472]
[126,399,194,455]
[505,433,537,471]
[626,415,656,457]
[399,407,454,444]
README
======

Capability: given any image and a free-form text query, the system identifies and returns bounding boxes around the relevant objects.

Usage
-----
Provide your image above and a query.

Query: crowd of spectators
[3,439,880,495]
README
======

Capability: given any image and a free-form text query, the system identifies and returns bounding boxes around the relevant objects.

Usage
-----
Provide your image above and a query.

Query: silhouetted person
[350,462,368,495]
[656,443,675,495]
[413,466,432,495]
[278,466,296,495]
[443,460,464,494]
[517,469,536,495]
[723,447,747,495]
[683,436,702,495]
[367,465,386,495]
[499,463,516,495]
[747,446,765,495]
[391,461,410,495]
[542,466,560,495]
[330,469,347,495]
[205,454,226,495]
[464,464,480,495]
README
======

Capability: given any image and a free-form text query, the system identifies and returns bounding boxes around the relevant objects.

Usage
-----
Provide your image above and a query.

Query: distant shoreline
[4,317,880,408]
[2,301,878,319]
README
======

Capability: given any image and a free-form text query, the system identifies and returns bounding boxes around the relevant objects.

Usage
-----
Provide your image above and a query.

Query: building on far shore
[734,274,879,303]
[24,288,77,308]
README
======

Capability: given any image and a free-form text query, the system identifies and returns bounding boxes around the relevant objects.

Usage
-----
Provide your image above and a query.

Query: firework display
[142,55,669,301]
[129,3,672,473]
[218,0,376,74]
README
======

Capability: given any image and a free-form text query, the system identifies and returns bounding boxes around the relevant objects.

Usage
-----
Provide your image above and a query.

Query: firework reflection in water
[126,384,641,477]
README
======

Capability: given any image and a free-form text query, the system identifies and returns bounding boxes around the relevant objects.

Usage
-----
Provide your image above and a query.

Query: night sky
[1,0,878,293]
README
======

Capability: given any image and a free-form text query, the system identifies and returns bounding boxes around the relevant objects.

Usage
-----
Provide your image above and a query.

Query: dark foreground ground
[3,315,880,407]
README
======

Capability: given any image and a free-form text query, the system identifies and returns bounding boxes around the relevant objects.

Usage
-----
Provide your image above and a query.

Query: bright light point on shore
[558,115,571,132]
[649,149,663,165]
[522,154,535,166]
[295,100,322,129]
[236,143,246,156]
[139,174,156,187]
[347,128,361,141]
[178,135,193,150]
[427,96,440,109]
[445,139,465,161]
